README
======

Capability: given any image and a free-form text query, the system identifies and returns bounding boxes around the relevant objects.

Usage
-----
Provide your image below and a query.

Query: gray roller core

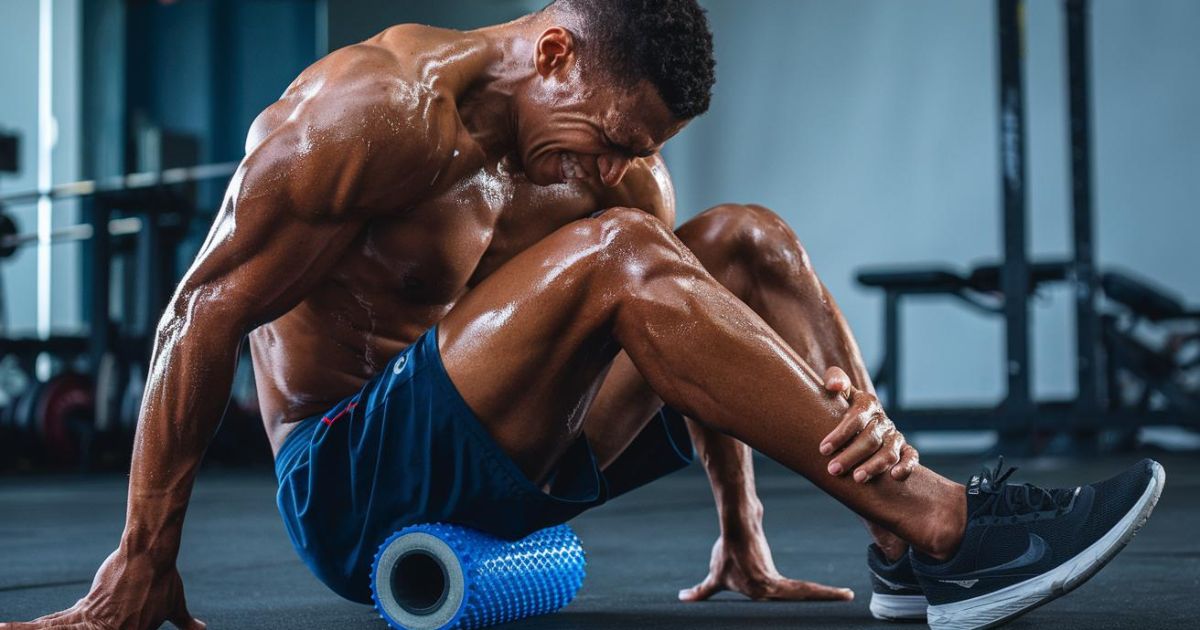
[373,532,466,630]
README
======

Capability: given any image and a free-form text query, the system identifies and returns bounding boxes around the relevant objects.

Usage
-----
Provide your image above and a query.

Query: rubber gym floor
[1,453,1196,629]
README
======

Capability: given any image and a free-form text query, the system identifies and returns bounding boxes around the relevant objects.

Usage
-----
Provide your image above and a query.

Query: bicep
[175,196,363,332]
[171,143,368,332]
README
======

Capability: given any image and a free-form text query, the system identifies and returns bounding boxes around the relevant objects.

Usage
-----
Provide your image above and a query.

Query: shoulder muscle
[242,42,458,218]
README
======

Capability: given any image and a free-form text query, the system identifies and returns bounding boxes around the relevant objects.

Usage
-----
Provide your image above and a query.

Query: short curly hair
[548,0,716,120]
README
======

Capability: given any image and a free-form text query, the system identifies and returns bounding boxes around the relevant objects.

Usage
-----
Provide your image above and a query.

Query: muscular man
[5,2,1163,629]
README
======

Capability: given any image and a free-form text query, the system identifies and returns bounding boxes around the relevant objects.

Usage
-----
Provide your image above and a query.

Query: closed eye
[612,143,654,160]
[602,131,649,159]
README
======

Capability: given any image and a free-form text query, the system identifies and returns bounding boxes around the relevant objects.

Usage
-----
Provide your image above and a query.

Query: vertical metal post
[1066,0,1099,419]
[88,196,111,373]
[997,0,1033,417]
[138,204,165,336]
[884,292,901,409]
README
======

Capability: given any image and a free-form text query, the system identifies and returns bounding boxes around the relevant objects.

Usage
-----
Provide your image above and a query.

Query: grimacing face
[513,27,687,188]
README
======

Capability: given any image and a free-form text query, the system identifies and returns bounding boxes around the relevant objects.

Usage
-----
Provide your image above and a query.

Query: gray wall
[662,0,1200,406]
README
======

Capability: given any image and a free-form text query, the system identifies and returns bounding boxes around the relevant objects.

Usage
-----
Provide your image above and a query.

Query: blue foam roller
[370,523,586,630]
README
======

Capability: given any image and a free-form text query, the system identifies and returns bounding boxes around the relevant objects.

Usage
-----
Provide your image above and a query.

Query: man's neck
[449,16,544,160]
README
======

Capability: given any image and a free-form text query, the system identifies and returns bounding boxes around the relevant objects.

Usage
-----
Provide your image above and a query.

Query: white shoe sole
[869,592,928,621]
[926,461,1166,630]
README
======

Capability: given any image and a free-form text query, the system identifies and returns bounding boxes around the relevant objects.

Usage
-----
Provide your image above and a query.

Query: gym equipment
[0,353,30,408]
[35,373,96,467]
[0,211,18,259]
[0,131,16,173]
[3,372,97,468]
[0,211,148,259]
[0,161,237,207]
[854,0,1200,440]
[0,161,238,470]
[857,259,1071,412]
[5,381,46,466]
[371,523,586,630]
[1101,270,1200,416]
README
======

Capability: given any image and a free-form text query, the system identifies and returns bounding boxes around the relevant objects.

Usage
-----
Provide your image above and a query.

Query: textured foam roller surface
[370,523,586,630]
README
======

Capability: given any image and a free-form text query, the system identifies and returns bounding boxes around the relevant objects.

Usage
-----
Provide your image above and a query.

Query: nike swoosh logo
[870,570,919,592]
[938,533,1048,585]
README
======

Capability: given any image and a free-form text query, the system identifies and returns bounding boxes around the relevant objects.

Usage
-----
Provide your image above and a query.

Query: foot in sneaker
[867,543,927,621]
[910,458,1165,630]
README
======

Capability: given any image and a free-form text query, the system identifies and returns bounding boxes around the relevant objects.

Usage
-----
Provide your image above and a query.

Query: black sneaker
[911,458,1165,630]
[867,543,927,621]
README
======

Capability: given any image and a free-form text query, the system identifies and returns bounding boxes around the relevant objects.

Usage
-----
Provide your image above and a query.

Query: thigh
[437,218,624,484]
[582,351,663,469]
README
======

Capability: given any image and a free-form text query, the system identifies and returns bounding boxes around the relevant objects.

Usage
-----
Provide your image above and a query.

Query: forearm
[120,314,242,561]
[686,417,764,537]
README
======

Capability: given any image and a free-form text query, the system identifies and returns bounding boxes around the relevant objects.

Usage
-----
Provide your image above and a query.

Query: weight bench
[1102,270,1200,323]
[856,260,1071,408]
[1099,270,1200,416]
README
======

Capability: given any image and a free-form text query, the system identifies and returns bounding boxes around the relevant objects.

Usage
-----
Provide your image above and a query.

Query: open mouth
[559,152,586,182]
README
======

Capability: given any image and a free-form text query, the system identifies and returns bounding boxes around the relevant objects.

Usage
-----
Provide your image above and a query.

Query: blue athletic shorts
[274,325,694,603]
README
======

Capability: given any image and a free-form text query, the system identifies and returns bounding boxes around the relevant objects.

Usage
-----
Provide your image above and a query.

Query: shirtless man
[4,1,1164,629]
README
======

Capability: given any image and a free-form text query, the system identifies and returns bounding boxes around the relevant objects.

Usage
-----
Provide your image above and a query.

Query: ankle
[878,539,909,563]
[866,522,909,562]
[919,481,967,562]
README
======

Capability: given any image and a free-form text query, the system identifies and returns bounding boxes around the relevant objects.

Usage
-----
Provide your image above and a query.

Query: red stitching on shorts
[321,401,358,426]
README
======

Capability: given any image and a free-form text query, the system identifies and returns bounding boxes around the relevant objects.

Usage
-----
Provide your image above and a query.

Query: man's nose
[598,154,632,187]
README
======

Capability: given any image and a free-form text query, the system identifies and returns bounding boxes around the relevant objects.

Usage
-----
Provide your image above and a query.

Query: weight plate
[36,373,95,466]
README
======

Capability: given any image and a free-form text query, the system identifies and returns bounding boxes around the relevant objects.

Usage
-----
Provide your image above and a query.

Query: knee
[678,203,813,282]
[587,207,694,275]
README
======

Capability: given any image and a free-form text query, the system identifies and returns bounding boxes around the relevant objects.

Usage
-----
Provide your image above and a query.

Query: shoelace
[980,457,1075,518]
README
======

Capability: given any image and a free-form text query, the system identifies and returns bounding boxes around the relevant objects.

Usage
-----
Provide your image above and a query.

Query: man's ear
[534,26,577,79]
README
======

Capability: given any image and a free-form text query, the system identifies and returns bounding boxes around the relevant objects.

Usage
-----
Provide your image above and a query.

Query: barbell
[0,213,146,259]
[0,160,238,260]
[0,161,238,206]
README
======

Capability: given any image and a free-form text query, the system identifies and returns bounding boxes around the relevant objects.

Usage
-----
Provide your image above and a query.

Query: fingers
[0,618,74,630]
[890,443,920,480]
[829,416,888,480]
[766,578,854,602]
[169,572,205,630]
[819,390,879,458]
[30,610,72,624]
[168,609,205,630]
[820,384,916,483]
[848,426,904,483]
[2,608,80,629]
[678,576,722,602]
[822,366,851,393]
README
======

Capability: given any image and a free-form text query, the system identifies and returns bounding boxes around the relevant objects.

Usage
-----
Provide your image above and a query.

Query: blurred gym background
[0,0,1198,474]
